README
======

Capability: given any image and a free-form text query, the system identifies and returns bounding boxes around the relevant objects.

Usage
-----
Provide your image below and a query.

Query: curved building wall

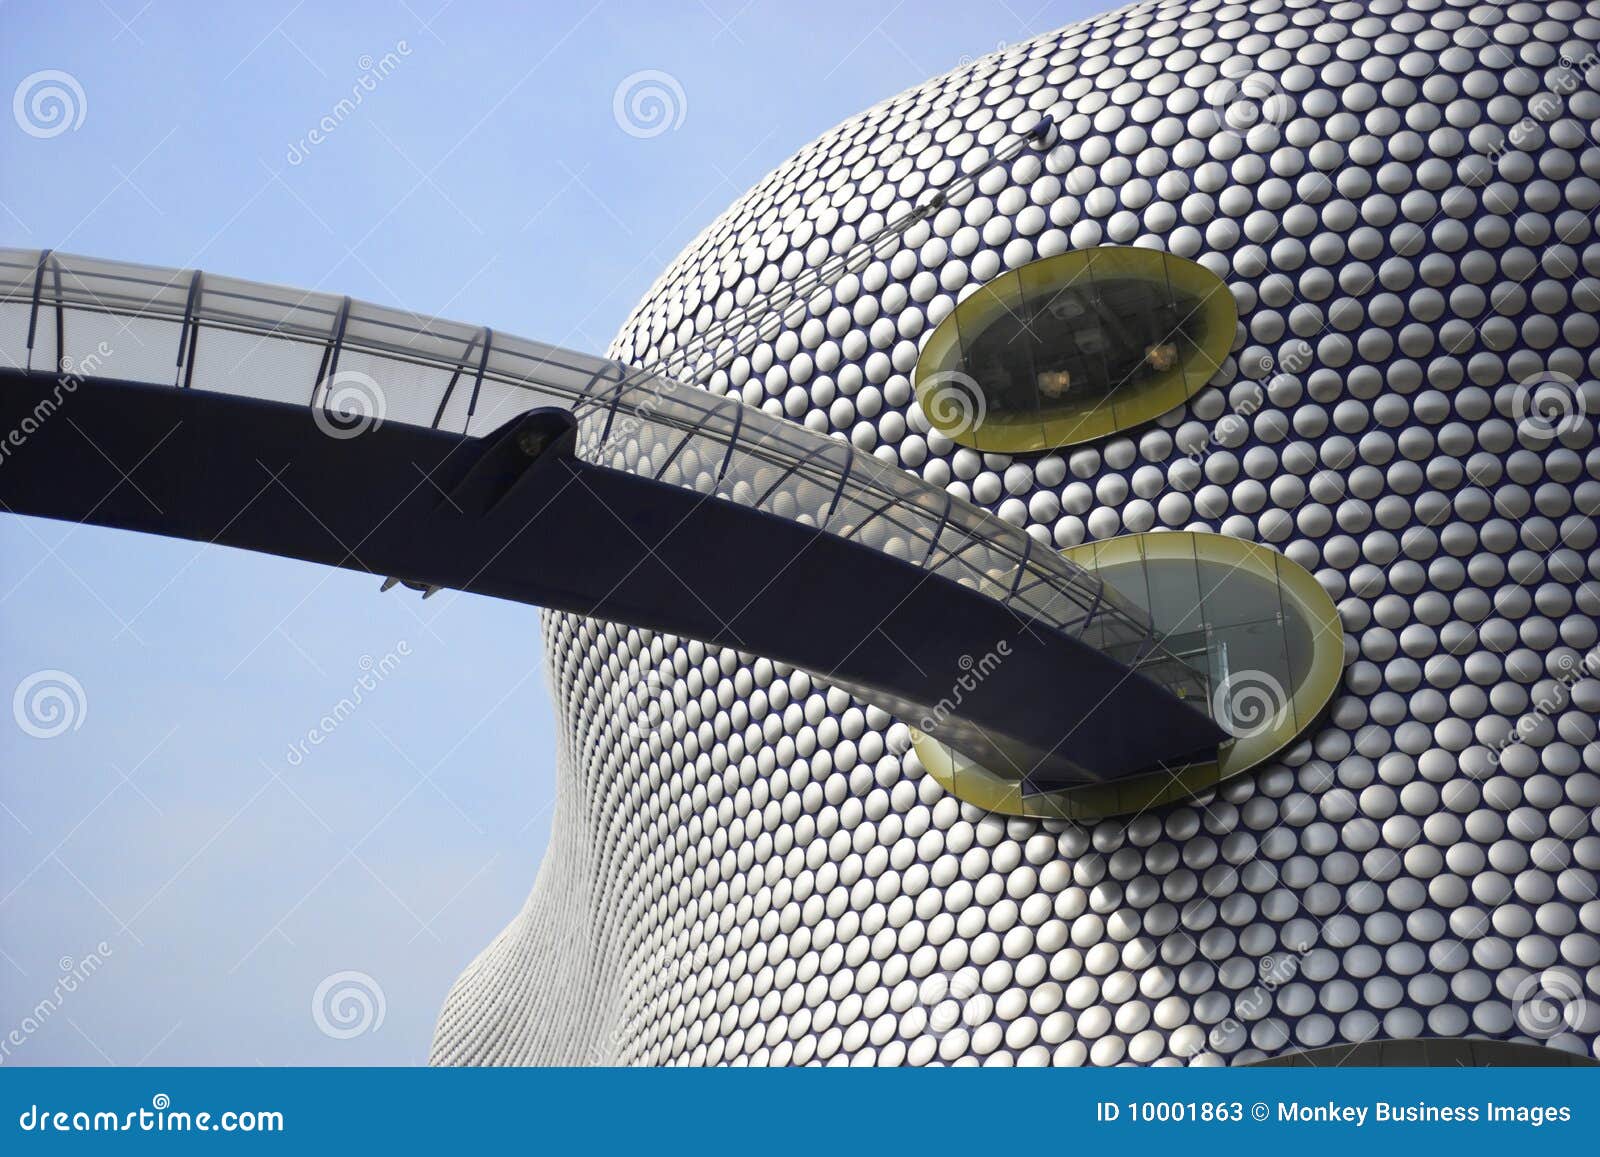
[430,0,1600,1065]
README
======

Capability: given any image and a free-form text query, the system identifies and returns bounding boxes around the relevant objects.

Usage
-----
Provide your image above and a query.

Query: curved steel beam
[0,369,1223,788]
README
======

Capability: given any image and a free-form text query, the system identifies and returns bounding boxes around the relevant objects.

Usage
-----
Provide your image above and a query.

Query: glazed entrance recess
[914,247,1237,453]
[913,531,1343,818]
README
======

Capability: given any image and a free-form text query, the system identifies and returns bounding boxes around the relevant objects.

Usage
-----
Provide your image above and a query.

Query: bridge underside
[0,370,1222,789]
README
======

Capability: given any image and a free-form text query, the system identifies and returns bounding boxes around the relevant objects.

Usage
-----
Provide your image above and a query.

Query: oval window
[911,532,1343,819]
[913,247,1237,453]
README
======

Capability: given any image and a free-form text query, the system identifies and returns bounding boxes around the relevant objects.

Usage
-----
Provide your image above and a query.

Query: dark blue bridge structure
[0,248,1224,793]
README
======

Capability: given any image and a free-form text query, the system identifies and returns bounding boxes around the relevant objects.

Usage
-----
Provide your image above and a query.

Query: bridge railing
[0,247,1206,700]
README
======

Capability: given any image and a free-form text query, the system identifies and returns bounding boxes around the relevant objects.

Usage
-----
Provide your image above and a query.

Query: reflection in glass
[917,532,1343,820]
[914,247,1236,452]
[964,275,1205,413]
[1081,536,1323,748]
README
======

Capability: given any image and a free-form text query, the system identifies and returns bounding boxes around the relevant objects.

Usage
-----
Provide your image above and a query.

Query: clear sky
[0,0,1095,1065]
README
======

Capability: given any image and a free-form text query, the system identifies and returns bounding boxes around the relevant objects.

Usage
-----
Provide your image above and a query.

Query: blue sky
[0,0,1094,1065]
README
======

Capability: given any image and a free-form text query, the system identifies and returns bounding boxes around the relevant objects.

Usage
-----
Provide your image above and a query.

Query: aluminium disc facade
[430,0,1600,1065]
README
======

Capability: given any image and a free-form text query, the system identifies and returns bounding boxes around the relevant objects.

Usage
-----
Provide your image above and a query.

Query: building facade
[429,0,1600,1065]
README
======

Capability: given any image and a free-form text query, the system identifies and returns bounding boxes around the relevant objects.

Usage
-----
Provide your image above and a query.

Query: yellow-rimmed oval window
[913,247,1237,453]
[911,532,1344,820]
